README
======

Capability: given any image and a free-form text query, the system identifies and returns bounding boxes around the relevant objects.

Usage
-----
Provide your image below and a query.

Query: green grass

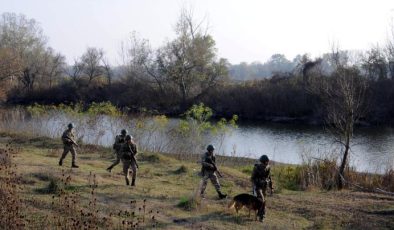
[1,132,394,229]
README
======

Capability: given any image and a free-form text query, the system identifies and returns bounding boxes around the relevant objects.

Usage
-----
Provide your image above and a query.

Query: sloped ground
[1,132,394,229]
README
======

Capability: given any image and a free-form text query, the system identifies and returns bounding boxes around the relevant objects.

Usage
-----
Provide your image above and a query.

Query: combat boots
[217,191,227,199]
[131,179,136,186]
[71,163,79,168]
[58,160,63,166]
[125,178,130,186]
[106,166,112,172]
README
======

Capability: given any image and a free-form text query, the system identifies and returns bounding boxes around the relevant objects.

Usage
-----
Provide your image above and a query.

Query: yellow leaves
[153,115,169,128]
[27,102,122,117]
[86,102,121,117]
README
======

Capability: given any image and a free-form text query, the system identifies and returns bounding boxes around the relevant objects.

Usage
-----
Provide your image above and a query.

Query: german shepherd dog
[228,193,265,221]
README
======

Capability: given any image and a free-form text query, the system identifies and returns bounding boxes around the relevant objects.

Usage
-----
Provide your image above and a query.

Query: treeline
[1,12,394,124]
[229,54,313,80]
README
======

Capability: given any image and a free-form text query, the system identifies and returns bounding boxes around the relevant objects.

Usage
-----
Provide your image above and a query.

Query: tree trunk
[337,130,351,190]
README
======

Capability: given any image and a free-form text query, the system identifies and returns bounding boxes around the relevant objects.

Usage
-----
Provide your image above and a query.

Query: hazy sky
[1,0,394,65]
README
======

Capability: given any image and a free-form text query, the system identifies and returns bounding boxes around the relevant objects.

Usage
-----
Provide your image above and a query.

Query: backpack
[112,135,125,150]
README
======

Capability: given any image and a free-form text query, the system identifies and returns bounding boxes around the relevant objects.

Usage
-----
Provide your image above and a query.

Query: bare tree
[120,9,228,108]
[80,47,105,85]
[309,48,368,190]
[0,13,66,91]
[102,58,112,86]
[386,23,394,79]
[120,32,166,94]
[67,59,85,84]
[41,48,65,88]
[0,48,22,81]
[362,45,387,80]
[155,8,228,108]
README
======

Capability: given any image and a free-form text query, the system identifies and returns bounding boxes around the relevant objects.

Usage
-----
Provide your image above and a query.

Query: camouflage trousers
[121,159,137,184]
[59,145,77,164]
[107,151,121,169]
[200,172,221,195]
[253,184,267,202]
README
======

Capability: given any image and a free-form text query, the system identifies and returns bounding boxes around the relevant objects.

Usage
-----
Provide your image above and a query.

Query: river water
[220,122,394,173]
[1,109,393,173]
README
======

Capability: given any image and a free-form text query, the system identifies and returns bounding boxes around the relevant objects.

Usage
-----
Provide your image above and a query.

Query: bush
[174,165,188,174]
[177,196,198,211]
[86,101,121,116]
[139,153,161,163]
[274,166,303,191]
[35,177,63,194]
[240,165,253,175]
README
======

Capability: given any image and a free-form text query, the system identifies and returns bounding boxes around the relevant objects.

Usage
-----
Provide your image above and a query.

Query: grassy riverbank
[1,132,394,229]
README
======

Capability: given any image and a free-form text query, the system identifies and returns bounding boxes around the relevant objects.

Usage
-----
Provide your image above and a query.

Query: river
[220,122,394,173]
[1,109,393,173]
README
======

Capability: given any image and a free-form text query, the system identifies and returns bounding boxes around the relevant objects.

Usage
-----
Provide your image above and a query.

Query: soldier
[199,144,227,199]
[120,135,138,186]
[59,123,79,168]
[106,129,128,172]
[251,155,274,215]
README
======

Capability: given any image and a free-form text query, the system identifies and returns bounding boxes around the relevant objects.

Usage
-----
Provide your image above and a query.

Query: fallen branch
[339,173,394,196]
[375,188,394,196]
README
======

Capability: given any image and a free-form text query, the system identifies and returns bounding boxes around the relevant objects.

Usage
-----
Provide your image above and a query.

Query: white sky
[1,0,394,65]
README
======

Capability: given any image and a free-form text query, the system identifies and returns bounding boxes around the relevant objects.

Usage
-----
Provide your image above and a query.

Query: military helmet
[125,135,133,141]
[68,123,74,129]
[259,155,269,162]
[121,129,128,135]
[207,144,215,151]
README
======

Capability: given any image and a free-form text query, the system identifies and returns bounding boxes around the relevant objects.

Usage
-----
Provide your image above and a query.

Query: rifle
[127,145,139,168]
[205,157,222,178]
[64,137,79,147]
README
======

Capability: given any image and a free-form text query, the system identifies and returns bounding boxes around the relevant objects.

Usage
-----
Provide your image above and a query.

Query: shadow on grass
[34,178,91,194]
[171,211,260,226]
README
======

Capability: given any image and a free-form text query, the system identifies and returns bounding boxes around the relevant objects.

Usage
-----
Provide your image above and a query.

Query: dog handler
[251,155,274,217]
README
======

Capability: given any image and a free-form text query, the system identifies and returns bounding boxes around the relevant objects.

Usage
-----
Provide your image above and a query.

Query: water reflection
[1,110,393,173]
[219,123,394,173]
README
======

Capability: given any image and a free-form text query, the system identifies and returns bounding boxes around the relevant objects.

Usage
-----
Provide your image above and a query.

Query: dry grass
[0,132,394,229]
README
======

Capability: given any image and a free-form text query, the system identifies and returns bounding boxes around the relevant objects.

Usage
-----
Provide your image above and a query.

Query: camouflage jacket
[61,129,75,146]
[120,141,138,162]
[200,152,216,175]
[113,134,126,152]
[251,164,272,188]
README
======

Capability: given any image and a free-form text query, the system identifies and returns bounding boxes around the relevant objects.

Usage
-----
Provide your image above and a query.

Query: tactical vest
[201,153,216,175]
[62,129,74,146]
[120,142,137,161]
[252,164,270,186]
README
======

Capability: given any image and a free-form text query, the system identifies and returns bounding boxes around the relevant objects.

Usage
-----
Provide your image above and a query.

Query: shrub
[86,101,121,117]
[274,166,303,191]
[174,165,188,174]
[139,153,161,163]
[177,196,199,211]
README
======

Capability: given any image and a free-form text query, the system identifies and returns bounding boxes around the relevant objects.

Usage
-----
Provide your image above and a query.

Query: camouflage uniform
[120,140,138,186]
[199,152,225,198]
[107,134,127,171]
[59,128,78,167]
[251,163,272,201]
